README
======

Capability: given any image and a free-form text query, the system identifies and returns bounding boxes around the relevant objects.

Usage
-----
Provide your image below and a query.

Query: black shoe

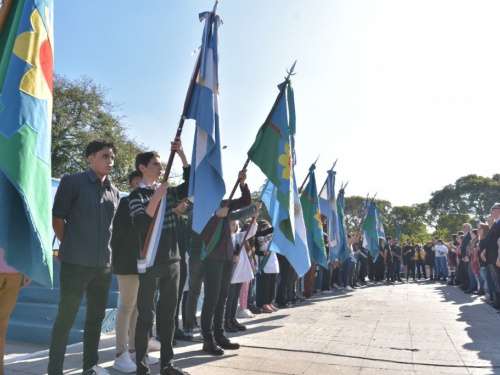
[174,327,193,341]
[232,319,247,331]
[215,336,240,350]
[203,340,224,355]
[277,303,290,308]
[224,320,238,333]
[172,339,177,346]
[248,304,263,314]
[464,290,474,294]
[160,363,191,375]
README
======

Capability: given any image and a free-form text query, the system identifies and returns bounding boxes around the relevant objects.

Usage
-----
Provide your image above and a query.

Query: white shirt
[231,224,257,284]
[433,244,448,258]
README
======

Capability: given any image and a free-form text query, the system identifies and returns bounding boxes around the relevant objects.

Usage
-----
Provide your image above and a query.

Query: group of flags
[0,2,389,287]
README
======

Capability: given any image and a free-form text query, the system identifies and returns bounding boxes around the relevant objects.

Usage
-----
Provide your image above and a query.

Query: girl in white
[224,213,258,332]
[256,220,279,313]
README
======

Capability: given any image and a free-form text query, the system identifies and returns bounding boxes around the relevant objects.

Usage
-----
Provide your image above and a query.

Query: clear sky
[54,0,500,206]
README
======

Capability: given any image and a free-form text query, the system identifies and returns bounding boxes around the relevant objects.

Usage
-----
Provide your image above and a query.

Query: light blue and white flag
[319,170,340,261]
[261,178,311,277]
[186,6,225,234]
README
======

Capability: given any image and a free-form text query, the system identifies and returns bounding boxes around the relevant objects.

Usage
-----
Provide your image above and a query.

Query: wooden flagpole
[140,5,218,260]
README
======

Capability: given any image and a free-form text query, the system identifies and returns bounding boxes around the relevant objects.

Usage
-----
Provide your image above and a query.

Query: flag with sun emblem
[248,81,295,243]
[300,163,328,269]
[0,0,54,287]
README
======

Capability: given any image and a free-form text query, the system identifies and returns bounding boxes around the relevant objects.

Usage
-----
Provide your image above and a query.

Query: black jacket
[112,196,140,274]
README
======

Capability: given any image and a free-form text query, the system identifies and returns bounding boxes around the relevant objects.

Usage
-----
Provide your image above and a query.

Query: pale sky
[55,1,500,206]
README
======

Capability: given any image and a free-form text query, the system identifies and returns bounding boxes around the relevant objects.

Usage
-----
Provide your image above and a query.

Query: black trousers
[406,260,416,280]
[200,257,233,342]
[136,262,180,375]
[226,282,243,321]
[185,250,204,329]
[174,257,187,329]
[416,260,426,279]
[358,256,367,282]
[48,263,112,374]
[367,255,375,280]
[276,254,292,304]
[374,256,385,281]
[257,272,277,305]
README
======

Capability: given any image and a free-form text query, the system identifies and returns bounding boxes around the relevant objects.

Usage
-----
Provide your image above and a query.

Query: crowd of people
[0,137,499,375]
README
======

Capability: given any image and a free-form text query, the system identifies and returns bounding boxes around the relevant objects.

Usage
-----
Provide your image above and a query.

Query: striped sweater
[128,166,190,266]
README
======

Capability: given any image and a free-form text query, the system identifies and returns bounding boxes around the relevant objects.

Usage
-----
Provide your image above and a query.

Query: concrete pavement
[5,279,500,374]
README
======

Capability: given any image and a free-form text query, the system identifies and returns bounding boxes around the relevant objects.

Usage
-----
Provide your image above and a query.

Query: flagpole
[202,61,297,254]
[0,0,14,35]
[318,158,338,196]
[234,213,258,258]
[140,6,218,260]
[297,155,320,193]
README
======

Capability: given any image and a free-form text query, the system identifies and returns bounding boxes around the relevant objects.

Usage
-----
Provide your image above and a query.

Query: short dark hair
[85,139,117,157]
[451,234,457,240]
[457,231,464,236]
[128,170,141,185]
[135,151,160,173]
[386,236,392,241]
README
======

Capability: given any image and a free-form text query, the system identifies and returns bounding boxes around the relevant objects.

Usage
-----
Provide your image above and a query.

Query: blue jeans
[48,263,112,374]
[342,259,351,287]
[392,259,401,280]
[435,257,448,279]
[428,263,436,278]
[467,263,477,291]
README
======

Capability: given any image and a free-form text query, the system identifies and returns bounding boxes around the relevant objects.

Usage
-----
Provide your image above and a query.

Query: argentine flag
[186,7,225,234]
[261,177,311,277]
[319,170,341,261]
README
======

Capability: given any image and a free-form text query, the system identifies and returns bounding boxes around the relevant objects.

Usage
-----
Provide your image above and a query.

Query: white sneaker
[237,309,255,319]
[83,365,110,375]
[130,352,159,365]
[148,337,161,352]
[113,352,136,373]
[345,286,353,291]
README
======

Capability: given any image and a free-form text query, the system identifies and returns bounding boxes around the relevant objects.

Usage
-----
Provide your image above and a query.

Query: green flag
[248,81,295,243]
[300,164,328,268]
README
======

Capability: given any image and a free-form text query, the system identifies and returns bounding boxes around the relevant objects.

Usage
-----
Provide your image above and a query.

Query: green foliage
[385,204,429,245]
[51,75,145,191]
[344,196,391,234]
[429,174,500,226]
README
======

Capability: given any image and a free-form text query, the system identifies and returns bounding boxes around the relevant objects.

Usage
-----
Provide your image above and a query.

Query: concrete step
[7,307,118,345]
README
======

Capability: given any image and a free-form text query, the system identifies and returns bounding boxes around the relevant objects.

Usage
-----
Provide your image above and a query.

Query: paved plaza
[5,280,500,375]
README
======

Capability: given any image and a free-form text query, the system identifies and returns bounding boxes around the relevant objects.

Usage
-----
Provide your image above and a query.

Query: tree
[52,75,145,191]
[385,204,430,244]
[344,196,391,234]
[429,174,500,222]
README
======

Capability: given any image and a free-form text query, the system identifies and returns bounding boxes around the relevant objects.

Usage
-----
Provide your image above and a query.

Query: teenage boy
[48,140,121,375]
[129,140,190,375]
[112,170,159,373]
